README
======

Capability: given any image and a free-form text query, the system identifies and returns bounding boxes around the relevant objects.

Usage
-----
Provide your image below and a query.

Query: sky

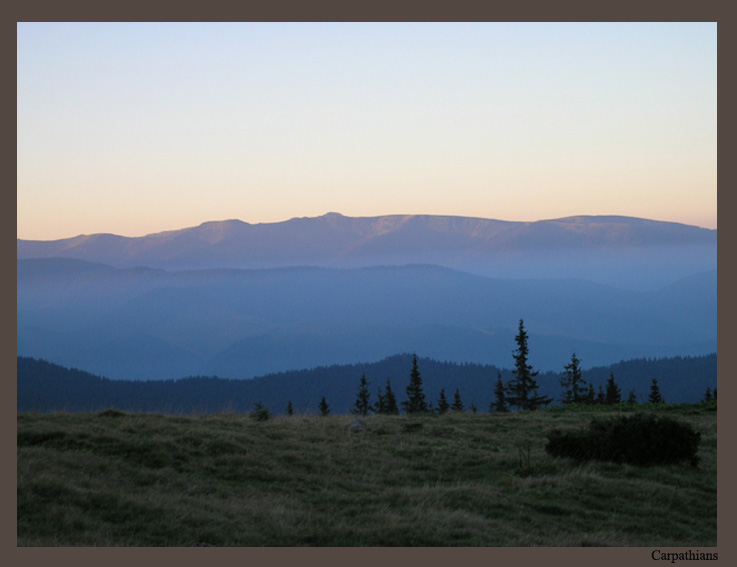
[17,22,717,241]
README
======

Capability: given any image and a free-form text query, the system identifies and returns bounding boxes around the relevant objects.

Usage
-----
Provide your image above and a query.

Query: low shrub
[545,413,701,466]
[249,402,271,422]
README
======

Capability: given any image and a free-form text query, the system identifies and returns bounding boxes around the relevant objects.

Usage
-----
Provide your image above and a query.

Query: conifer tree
[469,402,478,413]
[627,389,638,405]
[648,378,663,404]
[585,383,596,405]
[492,372,508,413]
[704,387,712,402]
[436,388,450,415]
[506,320,551,411]
[375,378,399,415]
[451,388,464,412]
[352,374,372,416]
[402,354,429,414]
[250,401,271,421]
[286,400,294,416]
[596,386,606,405]
[375,384,386,414]
[383,378,399,415]
[318,396,330,416]
[604,372,622,405]
[560,352,587,404]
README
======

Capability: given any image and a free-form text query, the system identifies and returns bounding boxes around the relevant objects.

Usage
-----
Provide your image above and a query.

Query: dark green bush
[545,413,701,466]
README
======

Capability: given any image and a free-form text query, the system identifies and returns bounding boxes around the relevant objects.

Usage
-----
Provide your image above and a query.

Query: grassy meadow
[17,404,717,547]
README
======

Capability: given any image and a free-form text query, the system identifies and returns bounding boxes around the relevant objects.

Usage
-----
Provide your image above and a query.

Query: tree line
[279,319,717,418]
[18,332,716,415]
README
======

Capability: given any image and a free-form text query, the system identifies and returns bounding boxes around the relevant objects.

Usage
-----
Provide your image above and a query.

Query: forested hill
[17,353,716,415]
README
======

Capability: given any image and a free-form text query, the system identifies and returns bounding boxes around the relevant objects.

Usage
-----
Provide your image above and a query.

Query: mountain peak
[197,219,250,228]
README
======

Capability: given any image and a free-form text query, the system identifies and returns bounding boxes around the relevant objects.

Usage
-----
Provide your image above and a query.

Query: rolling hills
[17,260,716,380]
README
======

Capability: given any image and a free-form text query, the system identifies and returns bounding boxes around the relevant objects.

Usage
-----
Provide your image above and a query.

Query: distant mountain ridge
[17,259,716,380]
[17,213,717,381]
[17,213,716,287]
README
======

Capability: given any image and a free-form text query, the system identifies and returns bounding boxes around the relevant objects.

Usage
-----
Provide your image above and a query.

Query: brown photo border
[6,2,729,567]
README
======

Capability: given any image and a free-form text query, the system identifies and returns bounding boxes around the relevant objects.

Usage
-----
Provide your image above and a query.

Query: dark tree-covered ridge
[17,353,717,415]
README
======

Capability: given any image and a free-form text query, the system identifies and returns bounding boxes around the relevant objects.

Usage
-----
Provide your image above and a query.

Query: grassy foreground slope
[17,405,716,547]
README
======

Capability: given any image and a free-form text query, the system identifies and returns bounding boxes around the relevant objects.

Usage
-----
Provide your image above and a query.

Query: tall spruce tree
[436,388,450,415]
[604,372,622,405]
[402,354,429,414]
[451,388,464,412]
[703,387,712,402]
[506,320,551,411]
[318,396,330,416]
[648,378,663,404]
[352,374,372,416]
[384,379,399,415]
[286,400,294,416]
[492,371,508,412]
[560,352,587,405]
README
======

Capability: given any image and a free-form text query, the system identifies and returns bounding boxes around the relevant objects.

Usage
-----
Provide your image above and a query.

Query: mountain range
[16,213,717,382]
[17,213,717,288]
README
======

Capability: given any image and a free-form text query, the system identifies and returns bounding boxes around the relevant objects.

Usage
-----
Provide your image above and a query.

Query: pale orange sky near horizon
[17,22,717,241]
[16,210,718,242]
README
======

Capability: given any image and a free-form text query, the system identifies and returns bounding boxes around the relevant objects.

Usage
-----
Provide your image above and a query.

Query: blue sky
[17,22,717,240]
